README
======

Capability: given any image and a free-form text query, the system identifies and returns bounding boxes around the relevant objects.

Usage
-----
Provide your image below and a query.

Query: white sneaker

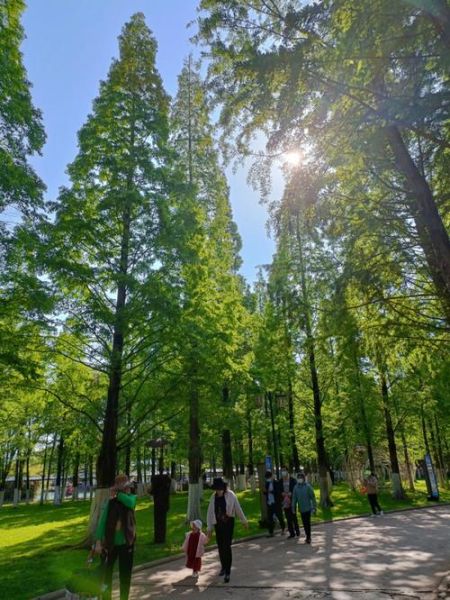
[379,511,384,515]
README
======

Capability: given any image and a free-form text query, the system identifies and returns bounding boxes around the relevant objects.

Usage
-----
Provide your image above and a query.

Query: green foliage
[2,7,450,576]
[0,0,45,211]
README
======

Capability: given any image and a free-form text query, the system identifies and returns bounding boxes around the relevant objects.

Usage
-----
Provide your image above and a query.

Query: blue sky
[20,0,277,283]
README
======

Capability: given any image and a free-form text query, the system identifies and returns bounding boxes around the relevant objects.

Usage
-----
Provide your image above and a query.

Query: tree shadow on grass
[0,499,91,529]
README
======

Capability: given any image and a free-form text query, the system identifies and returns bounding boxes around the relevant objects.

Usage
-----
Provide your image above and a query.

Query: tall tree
[45,13,173,532]
[274,169,334,507]
[170,58,247,519]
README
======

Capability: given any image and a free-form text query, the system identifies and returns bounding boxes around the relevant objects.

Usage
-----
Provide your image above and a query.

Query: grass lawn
[1,481,448,600]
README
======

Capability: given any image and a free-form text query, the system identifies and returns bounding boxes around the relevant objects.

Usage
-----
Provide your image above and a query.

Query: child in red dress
[182,519,209,577]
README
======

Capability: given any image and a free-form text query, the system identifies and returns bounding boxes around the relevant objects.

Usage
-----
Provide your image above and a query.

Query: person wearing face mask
[292,472,317,544]
[263,470,285,537]
[280,467,300,539]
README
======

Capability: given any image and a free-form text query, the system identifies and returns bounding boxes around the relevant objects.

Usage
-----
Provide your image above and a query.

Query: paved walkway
[122,506,450,600]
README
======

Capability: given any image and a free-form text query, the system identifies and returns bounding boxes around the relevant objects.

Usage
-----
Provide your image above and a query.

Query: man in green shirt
[95,474,137,600]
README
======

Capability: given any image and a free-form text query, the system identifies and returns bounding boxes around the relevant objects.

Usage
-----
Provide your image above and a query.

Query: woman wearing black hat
[206,477,249,583]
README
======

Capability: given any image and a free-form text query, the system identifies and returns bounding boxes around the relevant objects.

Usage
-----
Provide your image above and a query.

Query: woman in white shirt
[206,477,249,583]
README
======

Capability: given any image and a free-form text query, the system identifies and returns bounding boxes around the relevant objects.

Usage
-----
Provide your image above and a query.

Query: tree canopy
[1,1,449,526]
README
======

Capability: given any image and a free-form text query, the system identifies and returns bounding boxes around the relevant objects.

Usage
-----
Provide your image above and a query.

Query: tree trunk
[429,418,445,487]
[287,381,300,472]
[434,414,448,488]
[96,157,133,490]
[443,437,450,475]
[380,370,405,499]
[13,457,20,507]
[125,444,131,479]
[235,442,246,490]
[222,428,234,483]
[267,392,280,478]
[25,452,30,504]
[89,455,94,500]
[62,452,70,502]
[136,442,142,483]
[159,445,164,472]
[186,482,202,522]
[278,430,284,472]
[72,452,80,500]
[151,445,156,478]
[40,438,48,505]
[295,214,332,508]
[83,457,88,500]
[87,487,111,545]
[143,446,147,483]
[45,435,56,502]
[124,398,132,476]
[282,298,300,473]
[401,430,415,493]
[354,351,375,472]
[1,444,14,499]
[187,387,202,521]
[247,409,254,477]
[257,462,268,525]
[54,435,64,506]
[238,444,245,475]
[90,174,133,539]
[422,406,431,454]
[385,125,450,322]
[264,393,273,458]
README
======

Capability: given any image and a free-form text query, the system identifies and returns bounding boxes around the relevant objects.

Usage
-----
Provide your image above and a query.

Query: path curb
[33,590,67,600]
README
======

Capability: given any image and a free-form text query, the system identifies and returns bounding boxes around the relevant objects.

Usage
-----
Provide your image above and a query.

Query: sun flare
[284,150,303,166]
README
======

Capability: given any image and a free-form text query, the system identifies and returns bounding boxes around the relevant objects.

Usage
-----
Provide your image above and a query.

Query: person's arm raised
[117,491,137,510]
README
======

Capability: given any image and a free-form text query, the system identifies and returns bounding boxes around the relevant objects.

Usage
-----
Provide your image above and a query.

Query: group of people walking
[93,467,383,598]
[182,467,317,585]
[264,468,317,543]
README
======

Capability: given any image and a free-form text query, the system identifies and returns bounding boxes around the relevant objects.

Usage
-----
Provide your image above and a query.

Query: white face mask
[297,478,305,484]
[281,470,288,477]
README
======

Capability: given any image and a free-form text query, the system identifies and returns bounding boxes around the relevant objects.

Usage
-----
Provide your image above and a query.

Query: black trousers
[284,507,300,536]
[215,517,235,575]
[368,493,382,514]
[267,503,285,534]
[300,511,312,541]
[102,544,134,600]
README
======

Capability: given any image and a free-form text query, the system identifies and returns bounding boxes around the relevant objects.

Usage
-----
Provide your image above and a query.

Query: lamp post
[267,391,280,478]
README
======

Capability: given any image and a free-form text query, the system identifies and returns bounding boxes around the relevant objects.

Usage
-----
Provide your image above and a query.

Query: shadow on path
[120,506,450,600]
